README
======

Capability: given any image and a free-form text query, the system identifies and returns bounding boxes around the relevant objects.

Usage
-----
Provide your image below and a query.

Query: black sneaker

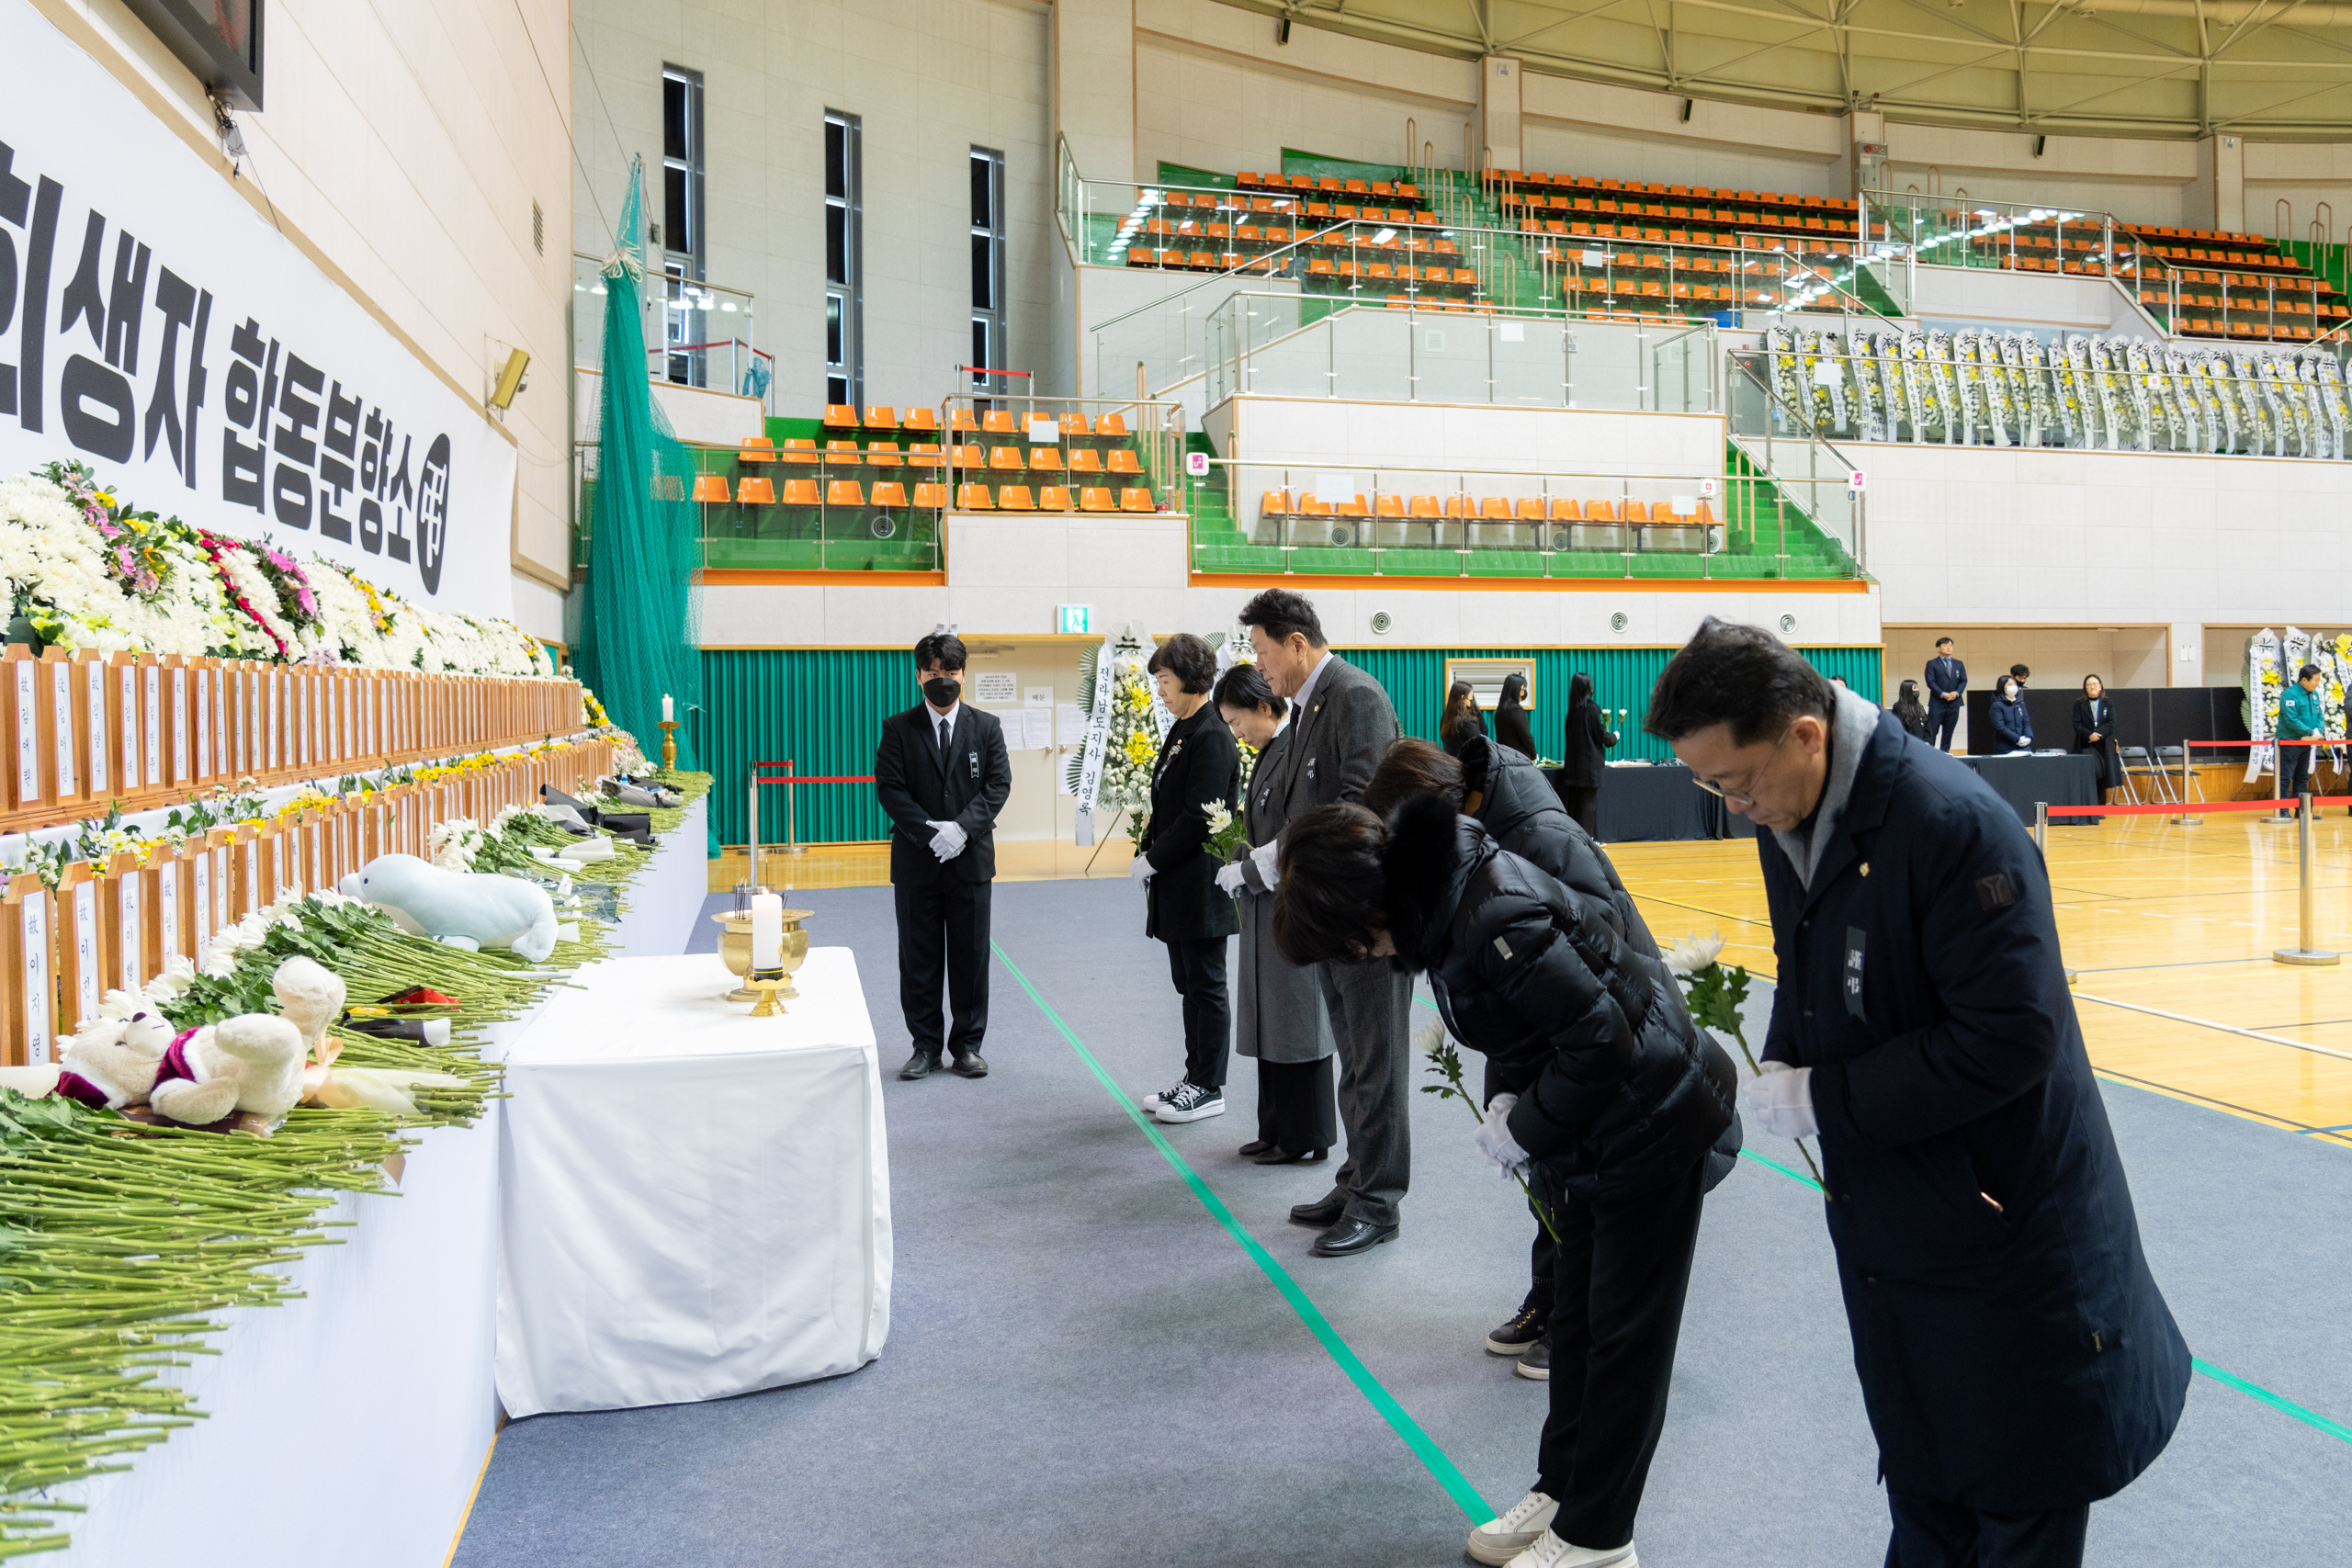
[1152,1081,1227,1123]
[1486,1303,1547,1356]
[1514,1336,1551,1382]
[1140,1078,1185,1111]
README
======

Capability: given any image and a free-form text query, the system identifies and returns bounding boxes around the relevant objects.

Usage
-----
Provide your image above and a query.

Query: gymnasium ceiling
[1222,0,2352,139]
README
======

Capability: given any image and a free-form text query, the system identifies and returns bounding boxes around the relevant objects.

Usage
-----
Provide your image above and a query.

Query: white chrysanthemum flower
[1661,931,1725,974]
[1413,1018,1451,1058]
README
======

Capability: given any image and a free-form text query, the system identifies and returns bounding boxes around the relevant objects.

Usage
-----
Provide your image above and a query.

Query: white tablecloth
[495,948,892,1417]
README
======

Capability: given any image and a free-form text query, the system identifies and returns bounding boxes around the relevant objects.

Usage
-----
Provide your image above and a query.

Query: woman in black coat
[1555,671,1615,837]
[1366,735,1677,1377]
[1131,634,1241,1123]
[1493,671,1537,761]
[1442,680,1489,751]
[2073,673,2125,796]
[1988,675,2035,752]
[1273,795,1737,1568]
[1891,679,1932,742]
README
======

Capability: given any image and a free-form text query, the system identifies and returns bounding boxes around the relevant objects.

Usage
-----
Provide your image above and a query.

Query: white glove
[1128,854,1155,884]
[1745,1061,1819,1139]
[1249,838,1281,890]
[1215,862,1247,894]
[926,820,967,861]
[1474,1092,1531,1179]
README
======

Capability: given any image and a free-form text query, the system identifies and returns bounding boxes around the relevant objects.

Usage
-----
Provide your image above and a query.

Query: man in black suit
[875,632,1012,1080]
[1926,636,1966,752]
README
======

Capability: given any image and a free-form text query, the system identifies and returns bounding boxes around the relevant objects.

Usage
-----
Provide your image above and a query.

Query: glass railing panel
[1414,313,1493,402]
[1494,318,1573,405]
[1327,304,1414,400]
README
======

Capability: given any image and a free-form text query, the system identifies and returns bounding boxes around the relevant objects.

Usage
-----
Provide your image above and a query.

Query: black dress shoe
[1252,1145,1329,1165]
[949,1053,989,1078]
[1310,1216,1399,1258]
[898,1053,940,1080]
[1238,1140,1275,1157]
[1288,1193,1346,1228]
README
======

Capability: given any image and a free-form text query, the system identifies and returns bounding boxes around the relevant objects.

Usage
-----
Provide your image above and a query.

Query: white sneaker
[1139,1079,1183,1111]
[1467,1491,1558,1565]
[1506,1530,1636,1568]
[1151,1081,1226,1123]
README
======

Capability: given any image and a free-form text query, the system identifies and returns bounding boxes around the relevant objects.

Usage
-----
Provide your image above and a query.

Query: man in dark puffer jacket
[1366,735,1668,1378]
[1275,795,1739,1568]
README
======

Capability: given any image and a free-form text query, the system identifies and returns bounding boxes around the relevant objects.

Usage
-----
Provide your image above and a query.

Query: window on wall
[662,66,707,386]
[969,147,1006,399]
[825,111,864,410]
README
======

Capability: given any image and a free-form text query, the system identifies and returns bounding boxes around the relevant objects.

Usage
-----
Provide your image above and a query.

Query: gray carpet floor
[453,879,2351,1567]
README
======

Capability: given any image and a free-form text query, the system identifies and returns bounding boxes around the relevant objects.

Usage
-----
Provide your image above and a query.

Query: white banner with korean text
[0,1,517,618]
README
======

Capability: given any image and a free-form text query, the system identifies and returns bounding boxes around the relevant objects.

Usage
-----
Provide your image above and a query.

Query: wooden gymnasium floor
[1611,814,2352,1153]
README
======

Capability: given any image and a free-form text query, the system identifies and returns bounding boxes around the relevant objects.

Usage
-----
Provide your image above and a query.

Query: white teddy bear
[148,1013,309,1133]
[51,1009,177,1111]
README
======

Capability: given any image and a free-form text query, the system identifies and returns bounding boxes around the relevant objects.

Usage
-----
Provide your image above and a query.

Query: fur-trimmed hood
[1380,792,1491,973]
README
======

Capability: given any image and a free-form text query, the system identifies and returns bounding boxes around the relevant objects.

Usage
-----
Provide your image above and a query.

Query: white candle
[662,693,673,722]
[751,892,782,972]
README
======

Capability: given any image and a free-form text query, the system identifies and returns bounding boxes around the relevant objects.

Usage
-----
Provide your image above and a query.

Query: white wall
[571,0,1057,421]
[1220,396,1723,478]
[1863,442,2352,636]
[28,0,576,633]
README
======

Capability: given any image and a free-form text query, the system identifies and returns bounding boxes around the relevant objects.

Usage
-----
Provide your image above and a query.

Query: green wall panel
[699,643,1882,845]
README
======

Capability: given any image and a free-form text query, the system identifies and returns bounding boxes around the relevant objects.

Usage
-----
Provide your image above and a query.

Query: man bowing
[1649,618,2188,1568]
[876,631,1012,1081]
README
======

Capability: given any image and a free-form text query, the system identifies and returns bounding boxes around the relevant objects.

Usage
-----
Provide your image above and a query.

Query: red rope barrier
[754,774,874,785]
[2045,794,2352,818]
[2183,739,2338,749]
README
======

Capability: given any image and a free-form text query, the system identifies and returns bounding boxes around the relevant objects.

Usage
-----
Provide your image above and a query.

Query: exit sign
[1057,605,1093,635]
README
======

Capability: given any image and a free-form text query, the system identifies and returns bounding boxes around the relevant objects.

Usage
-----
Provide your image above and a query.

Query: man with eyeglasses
[1646,618,2187,1568]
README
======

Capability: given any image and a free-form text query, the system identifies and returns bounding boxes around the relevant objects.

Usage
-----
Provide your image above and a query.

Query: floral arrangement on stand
[3,459,551,676]
[1103,665,1159,844]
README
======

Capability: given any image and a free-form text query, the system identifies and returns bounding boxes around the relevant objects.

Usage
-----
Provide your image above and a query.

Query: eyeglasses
[1690,725,1795,809]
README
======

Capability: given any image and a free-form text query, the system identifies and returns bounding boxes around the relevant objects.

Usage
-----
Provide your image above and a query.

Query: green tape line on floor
[994,942,1496,1523]
[1428,976,2352,1448]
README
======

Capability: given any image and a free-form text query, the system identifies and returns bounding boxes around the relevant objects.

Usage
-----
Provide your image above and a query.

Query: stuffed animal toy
[339,852,558,962]
[273,956,346,1055]
[49,1009,176,1111]
[147,1014,309,1133]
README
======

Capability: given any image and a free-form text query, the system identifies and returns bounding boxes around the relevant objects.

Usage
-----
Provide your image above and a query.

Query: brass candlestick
[747,971,787,1017]
[710,905,813,1003]
[659,718,679,769]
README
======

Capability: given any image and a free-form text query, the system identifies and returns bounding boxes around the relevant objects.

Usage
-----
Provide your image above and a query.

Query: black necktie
[938,716,952,769]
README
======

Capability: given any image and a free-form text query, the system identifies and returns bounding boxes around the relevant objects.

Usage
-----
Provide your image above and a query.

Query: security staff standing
[1926,636,1966,752]
[1649,619,2188,1568]
[875,631,1012,1081]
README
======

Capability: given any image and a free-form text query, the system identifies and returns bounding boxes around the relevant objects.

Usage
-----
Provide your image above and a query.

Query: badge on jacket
[1306,756,1317,784]
[1843,928,1867,1020]
[968,750,979,780]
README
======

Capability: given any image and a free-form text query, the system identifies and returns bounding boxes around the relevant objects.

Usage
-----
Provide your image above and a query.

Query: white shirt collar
[927,701,961,732]
[1292,650,1334,712]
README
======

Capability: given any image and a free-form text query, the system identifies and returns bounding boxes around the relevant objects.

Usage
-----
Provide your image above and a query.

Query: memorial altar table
[496,948,893,1417]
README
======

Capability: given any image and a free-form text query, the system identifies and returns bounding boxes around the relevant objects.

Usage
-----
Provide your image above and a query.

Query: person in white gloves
[1650,618,2188,1568]
[875,631,1012,1081]
[1272,795,1739,1568]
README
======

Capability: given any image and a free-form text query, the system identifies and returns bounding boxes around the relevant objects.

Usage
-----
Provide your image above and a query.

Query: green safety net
[576,159,703,772]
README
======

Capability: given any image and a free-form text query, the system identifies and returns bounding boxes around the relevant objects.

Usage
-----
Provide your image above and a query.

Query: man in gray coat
[1219,588,1410,1256]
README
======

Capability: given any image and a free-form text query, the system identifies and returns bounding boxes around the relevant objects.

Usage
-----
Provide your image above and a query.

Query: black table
[1958,752,2103,827]
[1544,763,1726,842]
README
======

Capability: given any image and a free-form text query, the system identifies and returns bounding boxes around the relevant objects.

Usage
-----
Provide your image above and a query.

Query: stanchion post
[785,760,805,856]
[2034,800,2047,854]
[2177,741,2199,827]
[2274,789,2339,966]
[748,775,761,891]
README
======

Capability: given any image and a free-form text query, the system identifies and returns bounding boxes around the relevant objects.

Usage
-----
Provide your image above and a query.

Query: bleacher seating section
[1252,491,1720,553]
[1117,161,2351,344]
[695,409,1160,569]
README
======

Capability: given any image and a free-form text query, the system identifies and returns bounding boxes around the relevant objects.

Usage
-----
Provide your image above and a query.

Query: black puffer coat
[1385,795,1738,1201]
[1462,737,1659,961]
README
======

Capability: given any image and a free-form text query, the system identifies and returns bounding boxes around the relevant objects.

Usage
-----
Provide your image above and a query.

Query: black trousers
[2278,744,2313,809]
[1885,1495,2089,1568]
[1931,704,1962,751]
[894,877,991,1059]
[1163,936,1231,1089]
[1254,1055,1336,1154]
[1558,784,1599,840]
[1534,1156,1707,1551]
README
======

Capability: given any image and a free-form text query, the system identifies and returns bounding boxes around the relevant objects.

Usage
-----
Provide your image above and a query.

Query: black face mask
[923,677,961,708]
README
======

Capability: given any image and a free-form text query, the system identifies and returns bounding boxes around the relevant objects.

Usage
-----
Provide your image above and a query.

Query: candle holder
[658,718,679,770]
[746,969,787,1018]
[710,905,813,1003]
